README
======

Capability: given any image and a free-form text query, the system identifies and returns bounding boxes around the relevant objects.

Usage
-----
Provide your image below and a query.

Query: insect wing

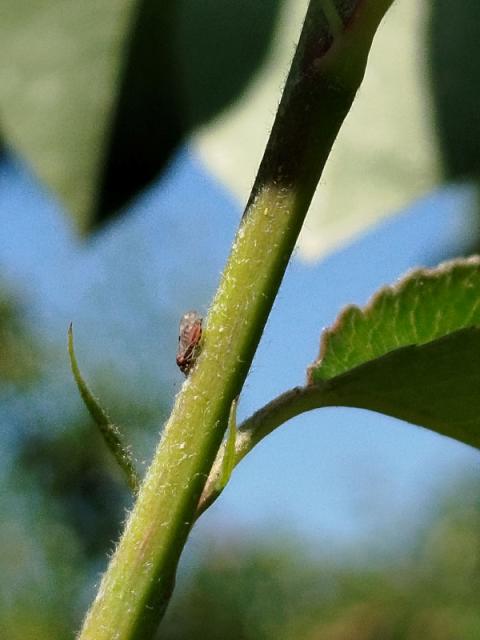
[177,311,203,374]
[178,311,202,354]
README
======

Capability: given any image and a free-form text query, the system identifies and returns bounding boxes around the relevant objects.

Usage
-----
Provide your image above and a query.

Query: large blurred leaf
[177,0,283,130]
[2,0,480,246]
[96,0,283,224]
[0,0,282,231]
[92,0,183,224]
[428,0,480,181]
[0,0,134,231]
[195,0,441,260]
[308,257,480,449]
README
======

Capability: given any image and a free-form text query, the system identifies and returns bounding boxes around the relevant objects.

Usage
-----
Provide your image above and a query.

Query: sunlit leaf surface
[194,0,440,260]
[308,257,480,448]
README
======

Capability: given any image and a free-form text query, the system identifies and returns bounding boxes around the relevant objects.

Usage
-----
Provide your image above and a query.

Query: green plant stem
[214,397,238,492]
[78,1,394,638]
[197,384,330,515]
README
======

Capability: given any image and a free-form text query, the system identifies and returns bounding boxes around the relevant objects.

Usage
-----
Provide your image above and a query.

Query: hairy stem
[78,1,394,638]
[197,384,332,515]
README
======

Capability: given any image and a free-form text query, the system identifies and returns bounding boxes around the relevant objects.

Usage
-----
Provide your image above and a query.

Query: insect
[176,310,203,376]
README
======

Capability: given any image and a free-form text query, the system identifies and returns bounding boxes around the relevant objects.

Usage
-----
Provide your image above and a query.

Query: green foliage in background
[163,479,480,640]
[164,475,480,640]
[0,287,38,385]
[4,470,480,639]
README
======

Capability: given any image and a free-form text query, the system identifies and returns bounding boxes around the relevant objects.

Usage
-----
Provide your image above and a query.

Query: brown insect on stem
[176,311,203,376]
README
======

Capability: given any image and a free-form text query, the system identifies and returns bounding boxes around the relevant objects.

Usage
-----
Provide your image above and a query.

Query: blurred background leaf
[0,285,39,385]
[0,0,282,232]
[428,0,480,182]
[2,0,480,254]
[195,0,440,259]
[195,0,480,260]
[0,0,134,232]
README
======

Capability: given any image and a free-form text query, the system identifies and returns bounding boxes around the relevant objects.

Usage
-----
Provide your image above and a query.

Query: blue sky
[1,144,479,556]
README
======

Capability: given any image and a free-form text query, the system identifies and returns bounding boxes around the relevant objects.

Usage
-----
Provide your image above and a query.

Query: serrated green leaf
[210,257,480,488]
[305,257,480,449]
[321,328,480,449]
[310,257,480,381]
